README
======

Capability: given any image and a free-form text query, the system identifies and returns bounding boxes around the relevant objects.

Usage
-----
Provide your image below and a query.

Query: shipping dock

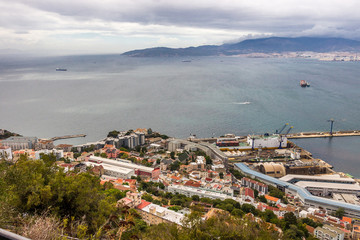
[287,130,360,139]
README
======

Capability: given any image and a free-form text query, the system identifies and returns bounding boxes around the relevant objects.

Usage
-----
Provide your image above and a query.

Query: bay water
[0,55,359,176]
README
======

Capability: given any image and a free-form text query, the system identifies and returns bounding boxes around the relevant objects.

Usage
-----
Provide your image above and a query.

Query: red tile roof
[136,200,151,210]
[265,195,280,203]
[342,216,352,224]
[244,187,254,198]
[185,180,201,188]
[306,225,315,234]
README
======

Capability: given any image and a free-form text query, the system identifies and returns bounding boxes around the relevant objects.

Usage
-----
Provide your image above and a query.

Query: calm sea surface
[0,55,359,176]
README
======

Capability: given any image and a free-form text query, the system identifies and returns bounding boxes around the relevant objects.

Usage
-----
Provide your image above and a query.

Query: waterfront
[0,55,359,175]
[293,137,360,178]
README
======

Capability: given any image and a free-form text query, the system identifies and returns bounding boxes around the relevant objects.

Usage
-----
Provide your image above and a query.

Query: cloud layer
[1,0,360,55]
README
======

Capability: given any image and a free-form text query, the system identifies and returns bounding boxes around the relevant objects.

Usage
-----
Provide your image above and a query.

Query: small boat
[300,80,310,87]
[182,60,191,62]
[56,68,67,71]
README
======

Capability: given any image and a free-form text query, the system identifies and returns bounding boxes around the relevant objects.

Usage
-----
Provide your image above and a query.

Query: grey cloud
[4,0,360,38]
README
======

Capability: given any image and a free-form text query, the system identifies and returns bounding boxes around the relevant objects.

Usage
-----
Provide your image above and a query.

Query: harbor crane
[327,119,335,135]
[284,126,294,135]
[275,123,289,134]
[278,126,293,149]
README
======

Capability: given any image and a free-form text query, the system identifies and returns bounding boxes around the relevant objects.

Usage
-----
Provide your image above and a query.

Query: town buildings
[119,191,184,226]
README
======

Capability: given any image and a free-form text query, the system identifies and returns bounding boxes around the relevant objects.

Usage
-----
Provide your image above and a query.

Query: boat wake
[232,102,251,105]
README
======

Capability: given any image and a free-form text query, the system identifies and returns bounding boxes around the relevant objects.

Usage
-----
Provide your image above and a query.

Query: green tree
[100,153,107,158]
[170,152,175,160]
[107,130,120,138]
[334,207,345,219]
[205,156,212,165]
[170,161,180,171]
[258,195,267,203]
[231,209,245,217]
[283,212,297,230]
[147,128,153,135]
[191,195,200,202]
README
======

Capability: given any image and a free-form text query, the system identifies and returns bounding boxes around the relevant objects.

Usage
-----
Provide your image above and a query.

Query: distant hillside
[0,129,21,140]
[122,37,360,57]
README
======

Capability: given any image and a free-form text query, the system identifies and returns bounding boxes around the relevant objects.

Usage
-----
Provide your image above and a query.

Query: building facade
[0,146,12,160]
[314,225,344,240]
[0,136,38,150]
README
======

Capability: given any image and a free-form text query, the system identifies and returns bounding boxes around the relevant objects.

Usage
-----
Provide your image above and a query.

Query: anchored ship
[300,80,310,87]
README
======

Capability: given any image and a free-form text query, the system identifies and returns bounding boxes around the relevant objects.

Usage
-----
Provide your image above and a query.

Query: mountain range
[122,37,360,57]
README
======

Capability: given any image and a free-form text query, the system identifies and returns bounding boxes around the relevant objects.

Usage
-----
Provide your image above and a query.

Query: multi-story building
[241,177,268,195]
[353,224,360,240]
[0,136,38,150]
[35,149,64,160]
[0,146,12,160]
[35,139,55,150]
[314,224,344,240]
[107,132,145,149]
[137,201,184,226]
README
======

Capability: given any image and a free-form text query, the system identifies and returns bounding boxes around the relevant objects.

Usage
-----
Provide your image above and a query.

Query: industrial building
[215,134,287,151]
[295,181,360,197]
[280,174,356,185]
[279,174,360,197]
[235,163,360,218]
[247,134,287,149]
[88,156,160,179]
[258,163,286,178]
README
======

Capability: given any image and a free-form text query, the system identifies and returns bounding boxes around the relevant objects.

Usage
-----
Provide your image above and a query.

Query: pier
[287,130,360,139]
[50,134,86,141]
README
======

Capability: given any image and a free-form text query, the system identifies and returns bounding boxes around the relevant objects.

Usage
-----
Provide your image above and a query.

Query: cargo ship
[300,80,310,87]
[56,68,67,71]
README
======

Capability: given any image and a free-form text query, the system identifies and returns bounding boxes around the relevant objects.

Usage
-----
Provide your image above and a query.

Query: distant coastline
[122,36,360,59]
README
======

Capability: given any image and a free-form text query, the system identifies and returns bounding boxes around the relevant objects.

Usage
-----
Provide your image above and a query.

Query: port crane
[278,125,293,149]
[275,123,289,134]
[327,119,335,135]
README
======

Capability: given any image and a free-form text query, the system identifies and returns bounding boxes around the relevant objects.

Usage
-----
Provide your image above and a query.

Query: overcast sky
[1,0,360,55]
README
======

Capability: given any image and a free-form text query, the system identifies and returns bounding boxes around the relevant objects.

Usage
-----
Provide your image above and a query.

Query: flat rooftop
[295,181,360,191]
[234,163,360,215]
[280,174,356,184]
[168,185,231,199]
[141,203,184,225]
[85,162,134,175]
[89,156,154,173]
